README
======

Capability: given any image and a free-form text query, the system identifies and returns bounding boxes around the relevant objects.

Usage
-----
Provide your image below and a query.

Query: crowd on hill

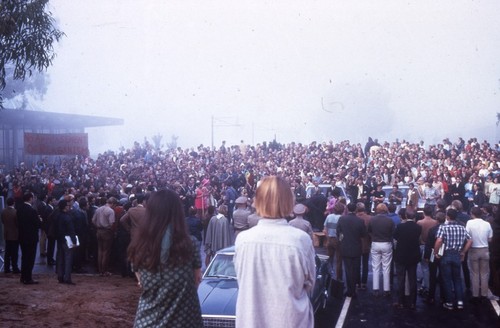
[0,136,499,303]
[0,137,499,211]
[1,136,499,250]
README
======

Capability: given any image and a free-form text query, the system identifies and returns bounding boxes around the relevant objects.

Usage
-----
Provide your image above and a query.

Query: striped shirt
[436,221,471,252]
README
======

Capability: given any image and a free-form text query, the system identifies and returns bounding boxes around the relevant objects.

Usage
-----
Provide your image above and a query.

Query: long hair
[128,189,192,271]
[254,176,294,219]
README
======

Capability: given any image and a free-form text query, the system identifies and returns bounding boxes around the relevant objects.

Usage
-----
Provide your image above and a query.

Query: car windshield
[305,184,351,203]
[204,254,236,278]
[383,186,409,198]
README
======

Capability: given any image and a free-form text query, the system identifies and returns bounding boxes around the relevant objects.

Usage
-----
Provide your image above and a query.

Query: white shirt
[92,204,115,229]
[234,218,315,328]
[466,218,493,248]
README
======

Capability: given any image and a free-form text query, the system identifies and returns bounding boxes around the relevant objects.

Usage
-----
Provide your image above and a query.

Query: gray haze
[25,1,500,155]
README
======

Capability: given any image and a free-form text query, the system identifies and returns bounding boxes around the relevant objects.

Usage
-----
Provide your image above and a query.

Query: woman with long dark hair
[128,189,202,328]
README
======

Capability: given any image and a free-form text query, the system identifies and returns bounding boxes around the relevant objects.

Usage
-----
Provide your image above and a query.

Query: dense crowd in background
[1,136,499,211]
[1,135,499,305]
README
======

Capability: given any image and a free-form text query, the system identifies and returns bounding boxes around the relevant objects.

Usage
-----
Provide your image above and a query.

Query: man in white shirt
[466,207,493,302]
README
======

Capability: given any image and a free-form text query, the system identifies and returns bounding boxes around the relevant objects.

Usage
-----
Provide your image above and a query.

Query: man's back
[466,218,493,248]
[92,205,115,229]
[233,208,251,230]
[120,205,146,238]
[17,202,40,243]
[417,216,438,244]
[394,221,422,265]
[1,207,18,240]
[457,212,470,226]
[289,216,313,238]
[338,213,365,257]
[369,214,394,242]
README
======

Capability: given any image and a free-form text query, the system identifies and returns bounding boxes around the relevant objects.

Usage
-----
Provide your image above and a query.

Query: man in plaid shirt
[434,208,472,310]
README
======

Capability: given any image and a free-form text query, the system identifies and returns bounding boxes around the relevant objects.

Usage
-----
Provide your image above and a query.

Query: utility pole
[211,116,241,150]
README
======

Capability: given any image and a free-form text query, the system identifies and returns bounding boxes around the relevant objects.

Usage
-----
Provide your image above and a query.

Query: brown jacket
[120,205,146,243]
[1,206,18,241]
[357,211,372,254]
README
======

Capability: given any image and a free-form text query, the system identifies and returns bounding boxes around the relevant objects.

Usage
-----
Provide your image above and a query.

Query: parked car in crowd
[382,185,410,209]
[197,246,332,328]
[305,184,352,203]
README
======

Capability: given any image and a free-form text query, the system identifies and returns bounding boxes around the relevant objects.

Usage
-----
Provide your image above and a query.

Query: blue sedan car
[197,246,331,328]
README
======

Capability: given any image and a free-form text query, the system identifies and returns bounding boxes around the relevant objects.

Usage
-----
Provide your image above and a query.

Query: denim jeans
[419,245,429,289]
[440,250,464,304]
[56,242,74,283]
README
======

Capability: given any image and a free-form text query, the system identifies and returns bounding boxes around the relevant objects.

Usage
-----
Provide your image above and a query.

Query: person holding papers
[56,199,77,285]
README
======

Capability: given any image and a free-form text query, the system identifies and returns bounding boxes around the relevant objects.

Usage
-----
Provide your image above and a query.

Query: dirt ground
[0,273,141,328]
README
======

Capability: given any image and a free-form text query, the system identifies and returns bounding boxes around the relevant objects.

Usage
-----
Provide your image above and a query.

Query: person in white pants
[368,203,395,296]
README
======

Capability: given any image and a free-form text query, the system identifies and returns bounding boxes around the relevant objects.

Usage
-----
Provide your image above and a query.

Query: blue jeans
[419,245,429,289]
[56,242,74,283]
[440,250,464,304]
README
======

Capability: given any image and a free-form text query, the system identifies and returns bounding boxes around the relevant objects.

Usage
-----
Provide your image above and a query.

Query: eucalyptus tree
[0,0,63,107]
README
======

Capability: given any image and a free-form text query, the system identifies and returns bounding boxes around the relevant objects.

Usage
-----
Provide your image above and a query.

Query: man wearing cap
[289,204,313,240]
[233,196,251,238]
[247,202,261,229]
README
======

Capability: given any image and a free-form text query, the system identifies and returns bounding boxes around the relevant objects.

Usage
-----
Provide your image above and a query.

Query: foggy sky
[32,1,500,155]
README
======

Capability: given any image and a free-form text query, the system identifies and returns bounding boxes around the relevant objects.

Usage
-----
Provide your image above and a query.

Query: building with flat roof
[0,109,123,169]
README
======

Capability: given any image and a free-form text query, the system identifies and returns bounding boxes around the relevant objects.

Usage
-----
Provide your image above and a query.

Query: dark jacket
[449,182,465,202]
[337,212,366,258]
[351,184,370,204]
[305,193,328,231]
[41,204,54,233]
[186,215,203,242]
[473,191,486,208]
[71,208,88,239]
[294,185,307,204]
[393,220,422,265]
[17,202,41,244]
[57,211,77,245]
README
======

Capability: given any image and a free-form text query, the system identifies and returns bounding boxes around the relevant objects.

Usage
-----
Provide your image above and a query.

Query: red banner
[24,133,89,156]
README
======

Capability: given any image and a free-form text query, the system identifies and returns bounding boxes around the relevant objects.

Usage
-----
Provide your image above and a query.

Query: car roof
[215,245,325,259]
[382,185,409,189]
[215,246,235,255]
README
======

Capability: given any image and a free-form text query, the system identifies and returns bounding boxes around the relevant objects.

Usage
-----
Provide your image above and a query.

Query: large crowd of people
[0,137,499,214]
[1,135,500,320]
